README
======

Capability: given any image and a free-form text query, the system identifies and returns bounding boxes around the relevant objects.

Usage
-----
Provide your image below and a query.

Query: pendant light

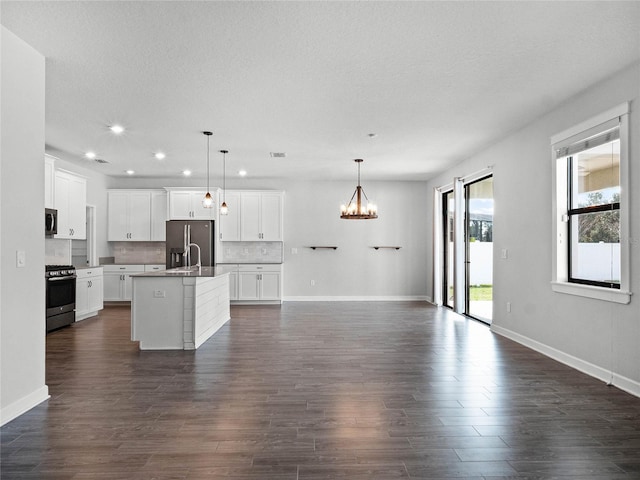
[202,131,213,208]
[220,149,229,215]
[340,159,378,219]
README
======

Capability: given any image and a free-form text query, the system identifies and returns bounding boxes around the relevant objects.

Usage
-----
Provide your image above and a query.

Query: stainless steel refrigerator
[166,220,216,268]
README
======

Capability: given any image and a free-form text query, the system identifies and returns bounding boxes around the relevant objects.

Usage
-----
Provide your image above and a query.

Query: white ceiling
[2,1,639,182]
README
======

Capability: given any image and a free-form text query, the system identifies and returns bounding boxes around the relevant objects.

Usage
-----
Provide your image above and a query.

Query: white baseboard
[0,385,49,427]
[611,372,640,398]
[491,324,640,398]
[282,296,430,302]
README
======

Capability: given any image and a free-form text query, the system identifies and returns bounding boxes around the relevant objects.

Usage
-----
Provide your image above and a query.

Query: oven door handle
[47,275,77,282]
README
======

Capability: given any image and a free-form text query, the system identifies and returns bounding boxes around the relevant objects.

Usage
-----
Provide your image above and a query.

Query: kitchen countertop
[132,266,228,278]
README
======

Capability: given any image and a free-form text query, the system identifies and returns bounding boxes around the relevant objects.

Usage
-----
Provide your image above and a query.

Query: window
[551,103,630,304]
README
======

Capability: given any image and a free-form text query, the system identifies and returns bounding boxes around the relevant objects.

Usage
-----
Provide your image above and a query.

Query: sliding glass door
[437,171,493,322]
[465,176,494,323]
[442,190,455,309]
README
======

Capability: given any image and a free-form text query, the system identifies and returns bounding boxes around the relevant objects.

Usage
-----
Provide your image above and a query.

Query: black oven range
[45,265,76,333]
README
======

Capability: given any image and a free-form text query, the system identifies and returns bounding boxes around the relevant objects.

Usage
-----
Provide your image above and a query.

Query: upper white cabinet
[219,191,241,241]
[239,191,283,241]
[150,190,167,241]
[107,189,167,242]
[167,190,217,220]
[107,190,151,241]
[44,155,55,208]
[54,170,87,239]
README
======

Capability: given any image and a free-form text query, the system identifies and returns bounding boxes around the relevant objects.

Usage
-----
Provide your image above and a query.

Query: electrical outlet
[501,248,508,259]
[153,290,166,298]
[16,250,26,267]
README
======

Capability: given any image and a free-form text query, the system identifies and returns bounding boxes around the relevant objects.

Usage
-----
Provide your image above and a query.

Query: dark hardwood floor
[2,302,640,479]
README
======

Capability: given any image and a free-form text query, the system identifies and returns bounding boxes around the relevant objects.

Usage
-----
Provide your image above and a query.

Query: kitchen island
[131,267,230,350]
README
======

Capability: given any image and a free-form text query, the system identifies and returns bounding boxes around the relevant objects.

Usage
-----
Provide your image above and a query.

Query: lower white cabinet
[103,265,145,301]
[229,271,238,300]
[237,264,282,303]
[76,267,104,321]
[144,264,166,272]
[217,264,239,300]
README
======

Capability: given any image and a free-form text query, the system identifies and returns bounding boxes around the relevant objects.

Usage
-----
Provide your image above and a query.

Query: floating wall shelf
[372,246,402,250]
[307,246,338,250]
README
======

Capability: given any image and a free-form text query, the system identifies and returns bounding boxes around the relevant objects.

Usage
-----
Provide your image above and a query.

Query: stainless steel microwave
[45,208,57,235]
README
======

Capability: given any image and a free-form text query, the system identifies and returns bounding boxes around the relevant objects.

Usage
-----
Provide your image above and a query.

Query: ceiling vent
[94,158,109,164]
[270,152,286,158]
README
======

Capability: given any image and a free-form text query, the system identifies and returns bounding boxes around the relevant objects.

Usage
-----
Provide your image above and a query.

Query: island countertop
[132,266,228,278]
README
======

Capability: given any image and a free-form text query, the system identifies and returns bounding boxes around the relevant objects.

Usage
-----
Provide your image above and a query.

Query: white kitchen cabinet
[168,190,217,220]
[144,264,166,272]
[150,190,167,241]
[236,264,282,303]
[76,267,104,321]
[229,271,238,300]
[236,191,284,241]
[54,170,87,239]
[217,264,239,300]
[103,265,145,301]
[107,190,151,241]
[219,191,241,241]
[44,155,55,208]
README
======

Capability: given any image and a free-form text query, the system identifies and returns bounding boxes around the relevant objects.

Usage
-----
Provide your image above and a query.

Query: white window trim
[551,102,631,304]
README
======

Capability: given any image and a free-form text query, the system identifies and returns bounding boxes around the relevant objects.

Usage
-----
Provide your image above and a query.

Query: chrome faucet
[188,243,201,270]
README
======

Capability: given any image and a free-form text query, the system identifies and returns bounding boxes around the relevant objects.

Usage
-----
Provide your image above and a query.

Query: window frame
[551,103,631,304]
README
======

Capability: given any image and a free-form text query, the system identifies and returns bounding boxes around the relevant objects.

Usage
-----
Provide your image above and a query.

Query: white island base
[131,268,230,350]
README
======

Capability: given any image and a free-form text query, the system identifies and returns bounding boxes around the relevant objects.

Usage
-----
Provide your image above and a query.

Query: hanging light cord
[206,135,210,193]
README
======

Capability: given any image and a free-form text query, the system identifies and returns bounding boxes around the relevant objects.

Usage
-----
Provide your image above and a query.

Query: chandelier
[340,159,378,219]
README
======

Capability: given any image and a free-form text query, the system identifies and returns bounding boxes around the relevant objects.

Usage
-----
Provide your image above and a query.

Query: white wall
[111,176,430,300]
[0,27,49,425]
[426,62,640,395]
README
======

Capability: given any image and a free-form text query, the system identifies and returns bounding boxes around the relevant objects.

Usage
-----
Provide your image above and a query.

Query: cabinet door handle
[88,280,92,287]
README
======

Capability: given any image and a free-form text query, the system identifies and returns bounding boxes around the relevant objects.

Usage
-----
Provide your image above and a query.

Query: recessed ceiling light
[183,170,192,176]
[238,170,247,177]
[85,151,96,159]
[155,152,166,160]
[110,124,125,135]
[125,170,135,175]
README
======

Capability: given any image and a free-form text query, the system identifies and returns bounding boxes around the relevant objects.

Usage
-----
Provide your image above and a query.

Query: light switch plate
[16,250,26,267]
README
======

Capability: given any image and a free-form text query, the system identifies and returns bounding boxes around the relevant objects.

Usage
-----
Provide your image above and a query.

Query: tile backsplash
[45,238,71,265]
[221,242,283,263]
[112,242,166,264]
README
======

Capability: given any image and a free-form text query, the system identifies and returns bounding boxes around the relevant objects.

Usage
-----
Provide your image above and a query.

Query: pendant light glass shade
[340,159,378,219]
[220,149,229,215]
[202,131,214,208]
